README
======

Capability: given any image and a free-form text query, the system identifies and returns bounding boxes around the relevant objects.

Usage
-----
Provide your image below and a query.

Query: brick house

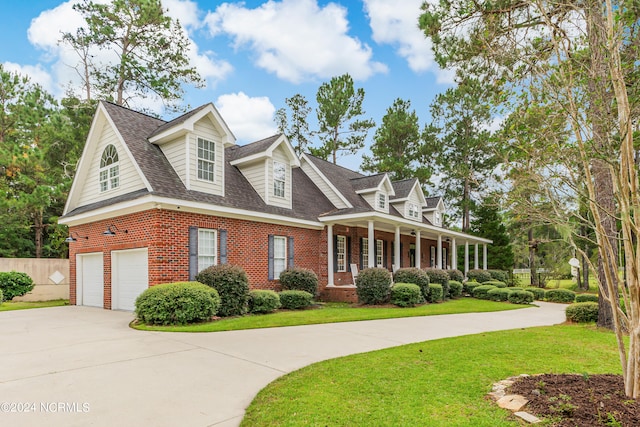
[59,101,491,310]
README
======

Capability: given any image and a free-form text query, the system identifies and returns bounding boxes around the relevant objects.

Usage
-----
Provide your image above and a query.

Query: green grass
[0,299,69,312]
[242,325,622,427]
[132,298,527,332]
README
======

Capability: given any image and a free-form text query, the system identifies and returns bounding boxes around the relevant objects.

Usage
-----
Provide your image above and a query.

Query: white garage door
[112,248,149,311]
[77,253,104,308]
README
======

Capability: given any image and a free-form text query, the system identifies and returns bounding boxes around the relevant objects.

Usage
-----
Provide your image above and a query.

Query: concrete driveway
[0,302,566,427]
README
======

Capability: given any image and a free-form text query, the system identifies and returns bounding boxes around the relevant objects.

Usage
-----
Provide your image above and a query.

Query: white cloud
[24,0,231,100]
[205,0,387,83]
[162,0,201,29]
[363,0,454,83]
[2,62,54,93]
[215,92,277,142]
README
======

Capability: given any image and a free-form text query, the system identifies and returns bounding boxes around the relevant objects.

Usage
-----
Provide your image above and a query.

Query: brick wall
[68,209,324,308]
[68,209,453,309]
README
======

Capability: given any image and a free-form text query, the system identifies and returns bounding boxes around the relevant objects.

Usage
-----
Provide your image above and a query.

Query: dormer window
[435,211,442,226]
[197,137,216,182]
[408,203,419,219]
[378,193,387,210]
[99,144,119,192]
[273,161,286,198]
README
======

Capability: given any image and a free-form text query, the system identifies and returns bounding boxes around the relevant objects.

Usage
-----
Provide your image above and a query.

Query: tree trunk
[586,1,617,329]
[34,208,44,259]
[528,228,539,287]
[462,178,470,232]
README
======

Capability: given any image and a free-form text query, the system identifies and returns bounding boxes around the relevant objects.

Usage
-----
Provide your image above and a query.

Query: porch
[321,215,491,291]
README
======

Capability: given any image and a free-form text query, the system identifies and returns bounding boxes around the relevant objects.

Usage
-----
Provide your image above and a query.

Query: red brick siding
[68,209,452,309]
[67,209,324,308]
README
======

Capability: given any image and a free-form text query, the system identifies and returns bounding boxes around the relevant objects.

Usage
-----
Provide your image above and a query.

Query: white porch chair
[350,263,358,285]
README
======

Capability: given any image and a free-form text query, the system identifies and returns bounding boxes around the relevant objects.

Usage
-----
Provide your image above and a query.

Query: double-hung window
[376,239,384,267]
[99,145,119,192]
[273,236,287,279]
[273,161,286,198]
[336,235,347,272]
[198,229,217,271]
[197,138,215,182]
[362,238,369,268]
[378,193,386,210]
[408,203,419,219]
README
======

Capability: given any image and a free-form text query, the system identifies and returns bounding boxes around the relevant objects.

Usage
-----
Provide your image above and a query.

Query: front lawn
[242,324,621,426]
[0,299,69,312]
[132,298,527,332]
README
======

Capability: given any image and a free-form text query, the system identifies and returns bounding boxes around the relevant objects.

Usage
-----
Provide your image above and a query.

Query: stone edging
[488,374,541,424]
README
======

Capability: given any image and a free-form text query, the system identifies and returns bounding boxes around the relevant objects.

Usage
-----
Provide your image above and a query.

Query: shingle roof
[149,103,211,137]
[303,155,371,211]
[391,178,418,200]
[65,102,334,222]
[229,134,281,161]
[425,196,442,209]
[351,174,386,192]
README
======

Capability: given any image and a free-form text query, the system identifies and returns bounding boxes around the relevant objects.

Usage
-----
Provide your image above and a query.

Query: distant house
[59,101,491,310]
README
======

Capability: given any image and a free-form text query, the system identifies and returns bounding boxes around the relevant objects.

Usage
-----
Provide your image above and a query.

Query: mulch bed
[509,374,640,426]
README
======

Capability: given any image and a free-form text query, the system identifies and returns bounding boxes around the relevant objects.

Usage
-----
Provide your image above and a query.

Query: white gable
[63,104,149,215]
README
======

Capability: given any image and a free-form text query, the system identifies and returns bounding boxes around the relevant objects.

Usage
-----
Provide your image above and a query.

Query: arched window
[99,145,119,192]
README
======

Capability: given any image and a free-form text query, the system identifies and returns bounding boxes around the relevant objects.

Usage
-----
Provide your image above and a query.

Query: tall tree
[275,94,312,155]
[422,77,498,232]
[0,66,87,258]
[470,196,514,272]
[420,0,640,397]
[313,73,375,164]
[361,98,430,182]
[62,0,202,112]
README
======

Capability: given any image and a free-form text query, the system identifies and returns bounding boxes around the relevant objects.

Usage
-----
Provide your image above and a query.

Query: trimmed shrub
[427,283,443,303]
[472,284,497,300]
[0,271,35,301]
[447,269,464,283]
[135,282,220,325]
[196,265,250,317]
[575,294,598,303]
[448,280,463,298]
[391,283,423,307]
[249,290,281,314]
[566,302,599,323]
[0,288,3,302]
[526,287,546,300]
[545,289,576,303]
[483,280,507,288]
[279,290,313,309]
[356,268,392,305]
[279,268,318,296]
[488,269,509,283]
[508,290,535,305]
[424,268,450,298]
[509,287,524,291]
[393,268,430,300]
[487,288,512,302]
[463,281,481,296]
[467,269,492,283]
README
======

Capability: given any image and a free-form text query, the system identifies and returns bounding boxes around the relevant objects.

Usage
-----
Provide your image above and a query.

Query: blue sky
[0,0,454,171]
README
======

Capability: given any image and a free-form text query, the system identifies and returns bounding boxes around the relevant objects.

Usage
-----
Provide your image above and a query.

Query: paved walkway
[0,302,566,427]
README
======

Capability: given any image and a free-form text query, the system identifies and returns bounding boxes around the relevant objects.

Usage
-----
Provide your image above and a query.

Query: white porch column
[464,241,469,277]
[368,220,375,268]
[327,224,334,286]
[394,226,401,271]
[483,244,488,270]
[437,234,442,269]
[474,243,479,269]
[451,238,457,270]
[415,230,421,269]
